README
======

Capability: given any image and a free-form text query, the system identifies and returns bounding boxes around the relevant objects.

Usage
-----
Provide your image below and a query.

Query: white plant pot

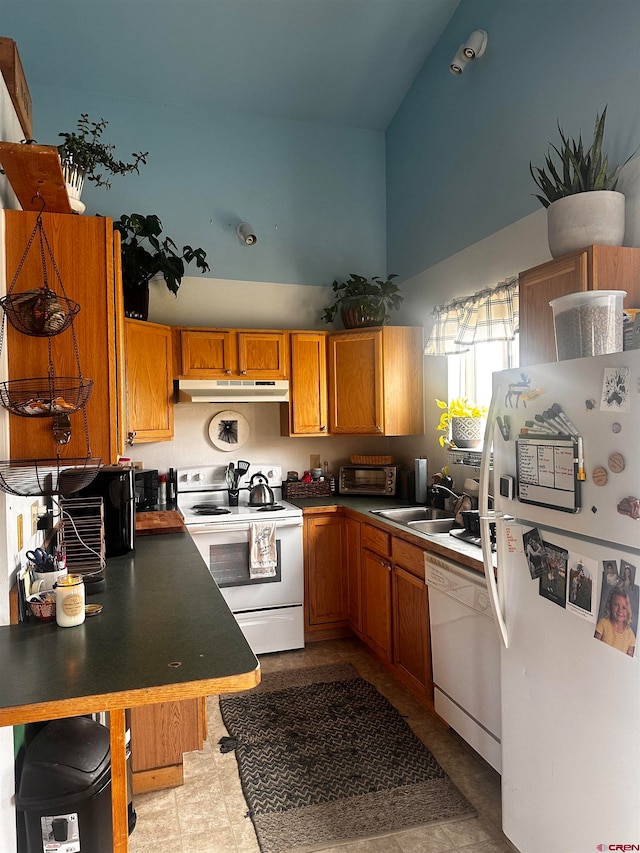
[547,190,625,259]
[61,161,86,215]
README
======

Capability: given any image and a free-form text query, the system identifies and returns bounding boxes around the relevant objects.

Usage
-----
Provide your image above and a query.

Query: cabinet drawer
[391,537,425,580]
[361,523,390,557]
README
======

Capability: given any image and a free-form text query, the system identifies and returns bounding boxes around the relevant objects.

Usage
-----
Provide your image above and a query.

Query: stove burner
[256,504,285,512]
[192,504,231,516]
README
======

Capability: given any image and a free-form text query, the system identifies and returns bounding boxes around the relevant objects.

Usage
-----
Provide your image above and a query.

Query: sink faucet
[432,484,463,502]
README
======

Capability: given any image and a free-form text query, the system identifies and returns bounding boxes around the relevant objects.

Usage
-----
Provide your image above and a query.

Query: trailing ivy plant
[321,273,402,324]
[58,114,148,188]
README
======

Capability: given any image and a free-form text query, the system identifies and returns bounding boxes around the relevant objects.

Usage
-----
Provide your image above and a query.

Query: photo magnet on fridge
[538,542,568,608]
[566,553,597,620]
[594,561,638,657]
[523,527,549,578]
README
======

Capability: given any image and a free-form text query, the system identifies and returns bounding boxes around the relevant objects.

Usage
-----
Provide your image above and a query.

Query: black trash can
[16,716,113,853]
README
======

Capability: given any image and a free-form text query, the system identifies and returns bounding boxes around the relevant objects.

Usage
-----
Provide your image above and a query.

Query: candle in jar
[55,574,86,627]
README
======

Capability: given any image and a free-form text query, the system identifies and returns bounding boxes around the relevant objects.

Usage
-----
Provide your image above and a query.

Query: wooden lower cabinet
[130,697,206,793]
[361,547,392,663]
[345,517,362,634]
[392,566,432,702]
[304,513,350,639]
[303,510,434,709]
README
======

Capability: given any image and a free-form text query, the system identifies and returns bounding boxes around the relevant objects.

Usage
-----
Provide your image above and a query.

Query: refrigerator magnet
[608,452,625,473]
[591,466,608,486]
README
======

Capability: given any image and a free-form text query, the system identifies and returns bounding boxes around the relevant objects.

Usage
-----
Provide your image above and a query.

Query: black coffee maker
[77,466,135,557]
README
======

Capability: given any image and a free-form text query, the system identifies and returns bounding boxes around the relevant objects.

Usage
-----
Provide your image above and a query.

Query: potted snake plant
[530,106,637,258]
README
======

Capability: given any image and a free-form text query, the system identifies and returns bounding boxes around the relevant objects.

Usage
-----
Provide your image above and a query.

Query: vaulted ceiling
[2,0,460,131]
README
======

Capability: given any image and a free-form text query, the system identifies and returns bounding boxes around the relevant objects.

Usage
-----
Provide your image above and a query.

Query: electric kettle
[248,473,275,506]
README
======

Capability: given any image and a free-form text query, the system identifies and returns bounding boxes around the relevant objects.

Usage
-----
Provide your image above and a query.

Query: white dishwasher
[424,551,501,772]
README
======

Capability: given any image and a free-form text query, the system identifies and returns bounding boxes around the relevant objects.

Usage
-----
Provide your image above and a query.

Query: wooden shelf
[0,141,73,214]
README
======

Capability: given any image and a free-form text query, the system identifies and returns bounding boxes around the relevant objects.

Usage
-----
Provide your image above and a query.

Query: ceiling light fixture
[450,29,488,75]
[236,222,257,245]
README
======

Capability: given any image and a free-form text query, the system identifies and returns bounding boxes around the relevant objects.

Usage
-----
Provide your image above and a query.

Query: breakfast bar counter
[0,532,260,852]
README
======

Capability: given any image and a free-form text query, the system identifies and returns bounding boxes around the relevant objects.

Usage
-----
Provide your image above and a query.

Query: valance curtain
[424,276,519,356]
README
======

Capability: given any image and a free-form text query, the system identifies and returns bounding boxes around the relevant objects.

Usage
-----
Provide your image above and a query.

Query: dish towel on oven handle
[249,521,277,578]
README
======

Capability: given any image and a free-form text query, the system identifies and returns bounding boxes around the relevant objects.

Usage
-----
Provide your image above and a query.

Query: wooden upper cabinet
[179,328,288,379]
[519,245,640,366]
[180,329,234,377]
[237,331,288,378]
[4,210,123,463]
[328,326,424,435]
[124,319,174,443]
[281,331,328,437]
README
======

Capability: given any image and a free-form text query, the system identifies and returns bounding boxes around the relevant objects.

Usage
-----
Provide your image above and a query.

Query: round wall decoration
[208,410,250,452]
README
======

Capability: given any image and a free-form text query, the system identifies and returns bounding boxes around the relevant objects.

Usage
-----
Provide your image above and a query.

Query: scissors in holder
[26,548,54,571]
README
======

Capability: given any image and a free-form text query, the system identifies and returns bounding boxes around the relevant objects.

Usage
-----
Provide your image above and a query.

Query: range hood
[177,379,290,403]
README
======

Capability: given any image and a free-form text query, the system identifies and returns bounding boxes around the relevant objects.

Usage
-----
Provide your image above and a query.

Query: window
[447,336,519,410]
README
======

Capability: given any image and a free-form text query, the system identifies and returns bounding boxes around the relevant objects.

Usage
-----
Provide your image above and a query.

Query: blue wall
[30,89,386,287]
[386,0,640,281]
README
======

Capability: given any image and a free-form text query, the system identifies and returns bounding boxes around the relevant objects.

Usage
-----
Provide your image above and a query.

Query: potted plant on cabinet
[321,273,403,328]
[57,114,148,214]
[529,106,637,258]
[435,398,488,449]
[114,213,210,320]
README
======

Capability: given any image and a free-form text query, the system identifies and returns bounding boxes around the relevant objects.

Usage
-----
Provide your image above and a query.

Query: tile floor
[129,638,514,853]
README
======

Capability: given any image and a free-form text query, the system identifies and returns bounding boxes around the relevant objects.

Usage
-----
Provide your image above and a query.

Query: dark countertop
[0,532,260,725]
[288,494,488,570]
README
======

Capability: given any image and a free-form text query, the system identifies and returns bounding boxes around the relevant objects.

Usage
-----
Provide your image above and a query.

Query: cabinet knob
[126,431,136,446]
[320,425,327,432]
[225,369,232,375]
[241,370,247,375]
[375,426,382,432]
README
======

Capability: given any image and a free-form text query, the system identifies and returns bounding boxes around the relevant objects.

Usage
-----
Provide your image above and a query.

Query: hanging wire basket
[0,456,102,497]
[0,287,81,336]
[0,377,93,417]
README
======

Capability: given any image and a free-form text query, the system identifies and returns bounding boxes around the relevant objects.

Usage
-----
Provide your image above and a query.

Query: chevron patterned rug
[219,662,474,853]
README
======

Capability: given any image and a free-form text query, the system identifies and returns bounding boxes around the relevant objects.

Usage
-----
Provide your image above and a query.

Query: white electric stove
[177,464,304,655]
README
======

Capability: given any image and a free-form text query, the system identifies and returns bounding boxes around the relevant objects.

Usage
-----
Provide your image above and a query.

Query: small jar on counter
[55,574,86,628]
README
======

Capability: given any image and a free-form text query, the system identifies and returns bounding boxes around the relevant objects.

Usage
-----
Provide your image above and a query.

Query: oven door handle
[186,518,302,535]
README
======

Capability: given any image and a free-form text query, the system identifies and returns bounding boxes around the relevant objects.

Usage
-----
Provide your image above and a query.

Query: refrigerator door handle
[480,385,509,649]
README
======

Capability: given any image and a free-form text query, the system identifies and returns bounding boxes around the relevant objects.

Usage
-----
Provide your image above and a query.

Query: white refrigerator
[479,349,640,853]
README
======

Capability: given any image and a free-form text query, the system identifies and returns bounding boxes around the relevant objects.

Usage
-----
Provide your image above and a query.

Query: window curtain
[424,275,519,356]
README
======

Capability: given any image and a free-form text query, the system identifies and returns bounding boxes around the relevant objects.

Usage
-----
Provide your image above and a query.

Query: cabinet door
[305,515,348,627]
[519,252,587,366]
[392,565,432,700]
[282,332,328,436]
[361,547,392,662]
[519,245,640,366]
[328,330,383,434]
[130,697,205,793]
[124,319,174,443]
[180,329,235,377]
[5,211,122,463]
[237,331,288,378]
[345,516,362,634]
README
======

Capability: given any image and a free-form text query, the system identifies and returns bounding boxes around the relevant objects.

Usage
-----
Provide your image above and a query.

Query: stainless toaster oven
[338,464,397,496]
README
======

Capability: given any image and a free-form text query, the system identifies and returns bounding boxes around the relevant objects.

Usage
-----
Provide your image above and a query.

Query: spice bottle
[55,574,86,628]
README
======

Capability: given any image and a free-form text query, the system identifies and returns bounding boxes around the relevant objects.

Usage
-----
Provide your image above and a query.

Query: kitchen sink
[371,506,454,524]
[407,517,458,534]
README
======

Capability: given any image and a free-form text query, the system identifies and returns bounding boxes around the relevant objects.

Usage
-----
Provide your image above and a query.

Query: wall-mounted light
[236,222,257,245]
[450,29,488,75]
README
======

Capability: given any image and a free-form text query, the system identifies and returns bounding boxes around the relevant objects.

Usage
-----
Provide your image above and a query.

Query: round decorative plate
[208,410,250,452]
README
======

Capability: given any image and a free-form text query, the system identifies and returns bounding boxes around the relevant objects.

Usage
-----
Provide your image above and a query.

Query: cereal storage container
[549,290,626,360]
